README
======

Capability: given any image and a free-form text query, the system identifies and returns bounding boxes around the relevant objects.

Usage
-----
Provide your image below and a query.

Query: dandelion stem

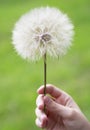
[43,53,47,121]
[44,53,46,95]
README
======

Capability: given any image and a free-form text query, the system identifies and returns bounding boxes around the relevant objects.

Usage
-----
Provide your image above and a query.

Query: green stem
[44,53,46,95]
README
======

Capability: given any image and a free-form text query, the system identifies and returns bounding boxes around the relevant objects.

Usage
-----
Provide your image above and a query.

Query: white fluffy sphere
[12,7,74,61]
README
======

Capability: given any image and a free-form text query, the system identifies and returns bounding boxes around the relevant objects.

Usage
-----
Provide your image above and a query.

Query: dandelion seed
[12,7,74,61]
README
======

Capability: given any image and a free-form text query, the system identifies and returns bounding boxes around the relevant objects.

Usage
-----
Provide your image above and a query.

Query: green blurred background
[0,0,90,129]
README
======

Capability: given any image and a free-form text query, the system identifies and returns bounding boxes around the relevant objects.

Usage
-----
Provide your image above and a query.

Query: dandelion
[12,7,74,95]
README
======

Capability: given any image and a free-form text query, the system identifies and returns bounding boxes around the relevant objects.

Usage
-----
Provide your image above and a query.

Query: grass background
[0,0,90,129]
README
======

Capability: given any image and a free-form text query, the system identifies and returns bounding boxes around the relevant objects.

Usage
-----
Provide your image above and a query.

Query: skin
[35,84,90,130]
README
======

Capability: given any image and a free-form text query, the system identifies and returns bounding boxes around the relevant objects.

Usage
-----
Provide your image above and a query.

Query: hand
[35,84,90,130]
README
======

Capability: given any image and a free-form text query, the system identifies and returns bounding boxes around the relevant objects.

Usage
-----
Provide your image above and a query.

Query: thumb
[44,96,73,119]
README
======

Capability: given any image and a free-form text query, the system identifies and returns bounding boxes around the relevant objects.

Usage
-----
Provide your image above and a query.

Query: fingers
[37,84,62,98]
[37,84,70,99]
[35,108,47,128]
[37,84,80,110]
[36,94,44,110]
[35,89,76,129]
[35,94,48,128]
[44,95,74,119]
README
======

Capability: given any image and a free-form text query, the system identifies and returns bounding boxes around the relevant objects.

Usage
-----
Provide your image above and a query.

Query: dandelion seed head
[12,7,74,61]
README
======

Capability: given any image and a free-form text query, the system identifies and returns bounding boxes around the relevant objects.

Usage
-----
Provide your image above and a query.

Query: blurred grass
[0,0,90,129]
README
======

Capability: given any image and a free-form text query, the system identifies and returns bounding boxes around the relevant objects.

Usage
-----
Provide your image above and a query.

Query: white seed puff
[12,7,74,61]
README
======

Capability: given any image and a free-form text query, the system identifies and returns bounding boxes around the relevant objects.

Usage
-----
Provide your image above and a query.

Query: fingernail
[44,96,51,105]
[38,104,43,110]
